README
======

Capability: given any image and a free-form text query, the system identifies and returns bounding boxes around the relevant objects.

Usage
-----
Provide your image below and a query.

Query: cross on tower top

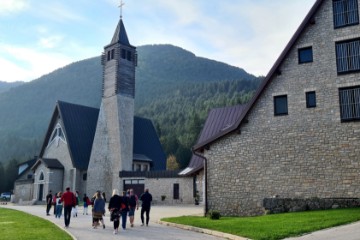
[118,0,125,19]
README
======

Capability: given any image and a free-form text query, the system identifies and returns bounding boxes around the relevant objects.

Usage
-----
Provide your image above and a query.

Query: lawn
[162,208,360,240]
[0,207,72,240]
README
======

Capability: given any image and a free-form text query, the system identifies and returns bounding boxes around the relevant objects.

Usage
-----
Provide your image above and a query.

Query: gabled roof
[108,18,134,48]
[39,101,166,171]
[31,158,64,170]
[39,101,99,170]
[134,117,166,170]
[193,0,324,151]
[181,104,247,176]
[16,157,37,180]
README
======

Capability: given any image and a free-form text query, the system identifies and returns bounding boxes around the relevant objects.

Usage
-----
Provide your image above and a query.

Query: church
[14,15,194,204]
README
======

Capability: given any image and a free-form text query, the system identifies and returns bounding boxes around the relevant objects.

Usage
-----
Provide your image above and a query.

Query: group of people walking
[45,187,152,233]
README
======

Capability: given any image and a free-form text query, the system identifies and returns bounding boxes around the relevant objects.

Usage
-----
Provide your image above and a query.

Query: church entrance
[123,179,145,197]
[38,184,44,201]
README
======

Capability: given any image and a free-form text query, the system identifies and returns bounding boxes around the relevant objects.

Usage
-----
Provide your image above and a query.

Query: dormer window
[48,123,66,147]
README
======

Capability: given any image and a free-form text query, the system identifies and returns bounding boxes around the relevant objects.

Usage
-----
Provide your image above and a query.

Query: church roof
[39,101,99,170]
[180,104,247,176]
[193,0,324,151]
[134,117,166,170]
[109,18,133,47]
[40,101,165,171]
[32,158,64,170]
[16,157,37,180]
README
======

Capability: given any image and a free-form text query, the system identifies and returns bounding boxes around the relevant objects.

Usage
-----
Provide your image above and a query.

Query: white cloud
[32,2,86,23]
[38,35,64,49]
[0,43,72,82]
[0,0,28,15]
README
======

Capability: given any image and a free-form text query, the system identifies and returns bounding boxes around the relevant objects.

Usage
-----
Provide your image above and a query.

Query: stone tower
[87,17,136,197]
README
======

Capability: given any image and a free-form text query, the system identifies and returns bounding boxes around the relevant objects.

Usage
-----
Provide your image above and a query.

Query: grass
[0,207,72,240]
[162,208,360,240]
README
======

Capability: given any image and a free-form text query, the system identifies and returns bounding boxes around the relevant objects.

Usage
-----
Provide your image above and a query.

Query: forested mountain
[0,44,261,170]
[0,81,24,94]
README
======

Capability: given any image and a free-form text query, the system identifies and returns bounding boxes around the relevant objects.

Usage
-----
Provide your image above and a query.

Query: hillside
[0,81,24,94]
[0,44,261,167]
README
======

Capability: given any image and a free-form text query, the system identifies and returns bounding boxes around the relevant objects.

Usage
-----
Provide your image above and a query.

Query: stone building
[192,0,360,216]
[14,16,194,204]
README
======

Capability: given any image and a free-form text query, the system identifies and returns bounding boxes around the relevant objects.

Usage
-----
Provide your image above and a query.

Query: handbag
[93,211,103,219]
[110,209,120,221]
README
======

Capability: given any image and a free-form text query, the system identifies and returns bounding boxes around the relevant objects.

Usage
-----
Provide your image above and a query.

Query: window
[173,183,179,200]
[298,47,313,64]
[48,123,66,146]
[339,86,360,121]
[107,51,111,61]
[333,0,359,28]
[127,51,132,61]
[39,172,44,181]
[135,164,141,171]
[336,39,360,73]
[83,173,87,181]
[274,95,288,116]
[306,91,317,108]
[111,49,115,59]
[121,49,126,59]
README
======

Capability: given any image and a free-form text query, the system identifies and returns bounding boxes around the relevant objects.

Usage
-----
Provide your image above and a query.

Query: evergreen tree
[4,159,18,192]
[0,162,5,193]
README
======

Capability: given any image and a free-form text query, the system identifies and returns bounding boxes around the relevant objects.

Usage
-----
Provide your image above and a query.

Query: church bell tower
[87,14,137,196]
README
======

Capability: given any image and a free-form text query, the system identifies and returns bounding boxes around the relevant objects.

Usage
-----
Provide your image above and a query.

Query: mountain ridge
[0,44,261,166]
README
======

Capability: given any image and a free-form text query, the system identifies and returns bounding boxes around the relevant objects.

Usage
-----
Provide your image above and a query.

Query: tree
[4,158,18,192]
[0,162,5,193]
[166,154,180,170]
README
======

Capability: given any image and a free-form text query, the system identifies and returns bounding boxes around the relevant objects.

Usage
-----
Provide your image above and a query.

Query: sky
[0,0,317,83]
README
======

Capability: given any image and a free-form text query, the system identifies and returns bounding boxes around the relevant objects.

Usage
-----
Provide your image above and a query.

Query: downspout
[192,149,208,217]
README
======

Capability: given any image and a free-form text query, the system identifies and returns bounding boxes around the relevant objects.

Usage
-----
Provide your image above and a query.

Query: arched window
[39,172,44,181]
[48,123,66,147]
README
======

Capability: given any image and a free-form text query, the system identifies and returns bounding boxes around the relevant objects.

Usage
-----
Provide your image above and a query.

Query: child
[83,193,90,215]
[55,192,63,218]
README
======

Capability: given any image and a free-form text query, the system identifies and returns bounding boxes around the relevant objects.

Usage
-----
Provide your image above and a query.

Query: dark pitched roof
[40,101,166,171]
[134,117,166,170]
[193,0,324,151]
[180,104,246,175]
[39,101,99,170]
[16,158,37,180]
[109,18,134,47]
[31,158,64,170]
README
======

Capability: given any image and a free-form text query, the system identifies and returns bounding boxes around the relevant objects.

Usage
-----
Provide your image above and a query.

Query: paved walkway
[2,204,360,240]
[1,204,227,240]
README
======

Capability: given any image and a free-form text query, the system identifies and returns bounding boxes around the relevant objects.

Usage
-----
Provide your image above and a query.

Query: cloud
[38,35,64,49]
[31,2,86,23]
[0,43,72,82]
[0,0,28,16]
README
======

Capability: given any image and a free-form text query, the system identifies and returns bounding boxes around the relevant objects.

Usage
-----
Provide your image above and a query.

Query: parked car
[0,192,11,201]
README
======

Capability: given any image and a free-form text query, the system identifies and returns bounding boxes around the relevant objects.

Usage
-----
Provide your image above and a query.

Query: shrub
[208,210,221,220]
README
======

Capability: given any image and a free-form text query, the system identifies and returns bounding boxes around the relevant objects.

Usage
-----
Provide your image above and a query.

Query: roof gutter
[192,149,208,216]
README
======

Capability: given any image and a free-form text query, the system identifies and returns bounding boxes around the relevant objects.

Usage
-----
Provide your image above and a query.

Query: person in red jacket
[61,187,76,228]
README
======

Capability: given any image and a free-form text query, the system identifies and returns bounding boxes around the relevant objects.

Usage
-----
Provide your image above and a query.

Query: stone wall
[205,0,360,216]
[145,177,194,204]
[14,179,34,202]
[263,198,360,214]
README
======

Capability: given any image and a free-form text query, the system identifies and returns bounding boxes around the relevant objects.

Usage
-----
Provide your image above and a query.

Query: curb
[157,220,251,240]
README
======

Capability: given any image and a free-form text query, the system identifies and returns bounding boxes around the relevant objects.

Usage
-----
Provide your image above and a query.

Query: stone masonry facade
[145,177,194,204]
[204,0,360,216]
